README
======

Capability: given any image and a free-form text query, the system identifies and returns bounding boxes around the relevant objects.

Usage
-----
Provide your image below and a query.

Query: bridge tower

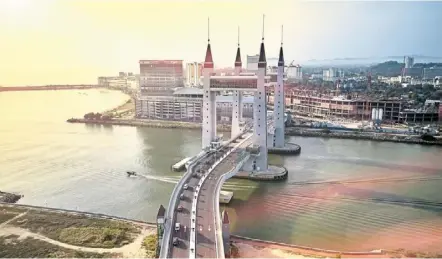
[273,26,285,148]
[202,18,217,149]
[231,26,243,137]
[252,15,269,171]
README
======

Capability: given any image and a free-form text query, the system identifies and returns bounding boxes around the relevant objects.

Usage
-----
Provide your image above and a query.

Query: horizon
[1,0,441,85]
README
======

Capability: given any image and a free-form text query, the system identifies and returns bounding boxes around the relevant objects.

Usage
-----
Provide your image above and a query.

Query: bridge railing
[159,151,208,259]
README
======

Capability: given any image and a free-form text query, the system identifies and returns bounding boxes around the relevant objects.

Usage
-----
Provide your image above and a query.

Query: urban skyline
[1,0,441,86]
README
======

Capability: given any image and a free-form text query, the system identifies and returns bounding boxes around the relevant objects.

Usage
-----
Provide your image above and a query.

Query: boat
[126,171,137,177]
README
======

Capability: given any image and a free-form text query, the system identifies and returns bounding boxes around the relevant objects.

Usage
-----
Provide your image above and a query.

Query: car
[173,237,179,246]
[180,193,185,200]
[183,184,188,190]
[177,205,184,212]
[175,223,180,232]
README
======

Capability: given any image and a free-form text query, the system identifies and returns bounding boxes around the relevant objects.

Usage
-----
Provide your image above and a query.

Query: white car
[183,184,188,190]
[175,223,181,232]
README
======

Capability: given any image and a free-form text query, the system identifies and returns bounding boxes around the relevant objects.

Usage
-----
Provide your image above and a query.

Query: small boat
[126,171,137,177]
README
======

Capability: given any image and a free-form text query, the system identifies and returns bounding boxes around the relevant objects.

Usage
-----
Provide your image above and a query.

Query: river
[0,89,441,253]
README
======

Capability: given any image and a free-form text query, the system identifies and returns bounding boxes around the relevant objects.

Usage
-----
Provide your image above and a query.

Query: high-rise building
[139,60,184,95]
[405,56,414,69]
[287,65,302,80]
[185,62,203,87]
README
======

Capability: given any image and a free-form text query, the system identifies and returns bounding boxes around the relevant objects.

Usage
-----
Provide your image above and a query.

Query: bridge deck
[195,138,252,258]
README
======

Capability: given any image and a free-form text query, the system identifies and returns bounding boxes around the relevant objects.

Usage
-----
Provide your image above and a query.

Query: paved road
[169,135,251,258]
[169,148,230,258]
[195,138,252,258]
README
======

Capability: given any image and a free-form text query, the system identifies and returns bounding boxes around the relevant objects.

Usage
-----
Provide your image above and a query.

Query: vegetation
[390,249,442,258]
[0,235,119,258]
[10,210,140,248]
[0,212,17,224]
[142,234,157,258]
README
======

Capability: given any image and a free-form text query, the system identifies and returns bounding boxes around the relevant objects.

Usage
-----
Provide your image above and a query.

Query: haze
[1,0,441,86]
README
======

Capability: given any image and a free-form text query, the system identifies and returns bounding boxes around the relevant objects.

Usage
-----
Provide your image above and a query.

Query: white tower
[253,15,268,171]
[231,27,243,137]
[273,26,285,148]
[202,19,217,149]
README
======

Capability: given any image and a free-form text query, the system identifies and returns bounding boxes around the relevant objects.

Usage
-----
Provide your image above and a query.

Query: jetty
[172,157,192,171]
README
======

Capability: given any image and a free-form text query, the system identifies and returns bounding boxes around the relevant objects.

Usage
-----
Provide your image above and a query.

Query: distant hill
[370,61,403,77]
[301,56,442,68]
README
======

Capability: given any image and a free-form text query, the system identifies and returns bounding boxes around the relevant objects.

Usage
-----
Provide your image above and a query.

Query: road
[195,138,252,258]
[169,161,201,258]
[169,147,230,258]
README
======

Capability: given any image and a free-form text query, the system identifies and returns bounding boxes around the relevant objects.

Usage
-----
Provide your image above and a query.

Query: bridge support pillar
[231,91,242,137]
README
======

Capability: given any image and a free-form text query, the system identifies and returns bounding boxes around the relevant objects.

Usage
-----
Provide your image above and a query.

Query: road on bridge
[195,138,251,258]
[169,147,230,258]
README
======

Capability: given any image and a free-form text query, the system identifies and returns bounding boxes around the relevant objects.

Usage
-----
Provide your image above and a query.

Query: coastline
[66,117,442,146]
[3,203,435,258]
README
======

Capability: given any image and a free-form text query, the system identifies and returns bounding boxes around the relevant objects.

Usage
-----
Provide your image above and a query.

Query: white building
[246,55,259,72]
[405,56,414,69]
[98,73,139,89]
[287,65,302,80]
[185,62,203,87]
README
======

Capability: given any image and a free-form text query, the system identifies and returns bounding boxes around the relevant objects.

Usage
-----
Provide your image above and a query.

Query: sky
[0,0,441,86]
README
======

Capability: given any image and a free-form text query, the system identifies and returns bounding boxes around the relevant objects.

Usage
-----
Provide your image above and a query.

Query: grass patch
[0,235,120,258]
[0,212,17,224]
[142,234,157,258]
[58,227,127,248]
[10,210,140,248]
[390,249,442,258]
[0,205,27,214]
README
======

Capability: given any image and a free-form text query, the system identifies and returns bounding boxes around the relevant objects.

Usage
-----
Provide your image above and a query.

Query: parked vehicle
[183,184,189,190]
[177,205,184,212]
[175,223,180,232]
[179,193,185,200]
[173,237,179,246]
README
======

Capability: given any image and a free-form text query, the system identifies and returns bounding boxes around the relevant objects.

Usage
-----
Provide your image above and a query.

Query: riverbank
[1,203,440,258]
[67,118,232,132]
[286,127,442,146]
[0,191,23,203]
[66,117,442,146]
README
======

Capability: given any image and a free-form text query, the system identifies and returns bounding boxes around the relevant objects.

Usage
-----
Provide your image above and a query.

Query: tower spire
[278,25,284,67]
[235,26,242,67]
[258,14,266,67]
[204,17,213,68]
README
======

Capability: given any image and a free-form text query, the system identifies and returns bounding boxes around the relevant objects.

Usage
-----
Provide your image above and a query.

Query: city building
[185,62,203,87]
[97,73,139,89]
[139,60,184,95]
[135,87,254,122]
[322,68,343,82]
[405,56,414,69]
[287,64,302,81]
[423,67,442,80]
[246,54,259,72]
[270,90,404,121]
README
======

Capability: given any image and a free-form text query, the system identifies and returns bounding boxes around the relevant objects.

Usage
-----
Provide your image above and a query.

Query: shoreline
[3,203,435,258]
[66,117,442,146]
